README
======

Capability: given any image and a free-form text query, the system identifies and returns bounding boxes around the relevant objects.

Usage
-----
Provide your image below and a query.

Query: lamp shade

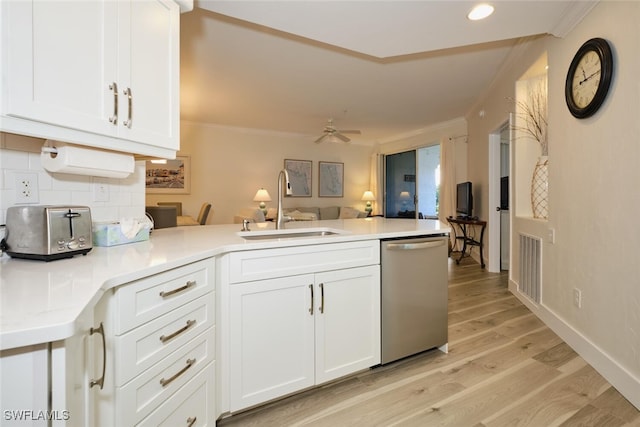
[253,188,272,202]
[361,191,375,201]
[399,191,411,200]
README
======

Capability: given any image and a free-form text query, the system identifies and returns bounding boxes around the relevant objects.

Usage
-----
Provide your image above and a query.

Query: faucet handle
[241,219,251,231]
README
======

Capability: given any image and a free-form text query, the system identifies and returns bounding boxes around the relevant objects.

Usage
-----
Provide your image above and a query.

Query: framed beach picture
[145,156,191,194]
[284,159,312,197]
[318,161,344,197]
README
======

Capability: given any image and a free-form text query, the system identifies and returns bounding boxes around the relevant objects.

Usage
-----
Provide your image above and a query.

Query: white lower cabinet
[90,258,216,426]
[314,267,381,384]
[0,344,49,427]
[229,274,315,410]
[225,241,381,413]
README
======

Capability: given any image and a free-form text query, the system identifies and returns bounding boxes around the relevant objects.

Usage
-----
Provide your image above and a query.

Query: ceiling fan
[314,119,361,143]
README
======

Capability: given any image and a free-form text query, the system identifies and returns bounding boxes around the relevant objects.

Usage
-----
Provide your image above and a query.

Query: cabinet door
[1,1,117,136]
[315,265,381,384]
[0,344,49,427]
[50,306,96,427]
[229,275,315,412]
[118,0,179,150]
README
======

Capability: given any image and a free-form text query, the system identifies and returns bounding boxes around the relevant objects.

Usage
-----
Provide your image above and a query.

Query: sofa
[234,206,367,224]
[281,206,368,221]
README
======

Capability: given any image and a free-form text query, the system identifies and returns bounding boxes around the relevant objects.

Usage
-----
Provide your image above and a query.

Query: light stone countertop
[0,217,449,350]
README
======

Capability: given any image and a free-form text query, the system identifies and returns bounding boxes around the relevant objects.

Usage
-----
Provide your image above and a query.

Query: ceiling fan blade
[338,129,361,135]
[335,132,351,142]
[314,133,328,144]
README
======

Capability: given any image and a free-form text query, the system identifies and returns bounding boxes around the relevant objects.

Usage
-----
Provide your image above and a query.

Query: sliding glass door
[385,151,416,218]
[384,145,440,219]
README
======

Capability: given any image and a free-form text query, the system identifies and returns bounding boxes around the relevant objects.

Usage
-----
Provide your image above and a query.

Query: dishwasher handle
[385,239,446,251]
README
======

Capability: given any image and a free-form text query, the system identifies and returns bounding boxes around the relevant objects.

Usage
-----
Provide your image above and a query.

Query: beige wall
[467,2,640,407]
[145,122,375,224]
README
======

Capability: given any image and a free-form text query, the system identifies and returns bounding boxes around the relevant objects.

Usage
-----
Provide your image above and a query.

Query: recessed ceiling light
[468,4,495,21]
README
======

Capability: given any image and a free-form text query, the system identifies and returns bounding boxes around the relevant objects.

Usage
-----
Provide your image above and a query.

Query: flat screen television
[456,181,473,218]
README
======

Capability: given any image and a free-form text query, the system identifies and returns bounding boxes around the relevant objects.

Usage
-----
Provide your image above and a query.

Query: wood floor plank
[388,359,561,426]
[448,304,532,342]
[218,258,640,426]
[448,296,522,325]
[533,342,579,369]
[483,363,611,427]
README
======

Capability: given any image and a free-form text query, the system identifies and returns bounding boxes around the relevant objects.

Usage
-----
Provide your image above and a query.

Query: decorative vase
[531,156,548,219]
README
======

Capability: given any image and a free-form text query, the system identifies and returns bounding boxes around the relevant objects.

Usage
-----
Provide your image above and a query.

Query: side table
[447,216,487,268]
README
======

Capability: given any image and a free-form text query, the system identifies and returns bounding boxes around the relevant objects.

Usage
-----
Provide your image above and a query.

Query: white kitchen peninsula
[0,217,449,425]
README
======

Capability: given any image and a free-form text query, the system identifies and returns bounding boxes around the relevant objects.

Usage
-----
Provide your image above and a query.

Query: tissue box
[93,221,150,247]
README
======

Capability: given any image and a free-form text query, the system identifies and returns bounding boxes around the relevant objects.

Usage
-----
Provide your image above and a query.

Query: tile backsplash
[0,133,146,226]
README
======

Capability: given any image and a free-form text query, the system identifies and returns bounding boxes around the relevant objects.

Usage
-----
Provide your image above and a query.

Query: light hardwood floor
[219,256,640,426]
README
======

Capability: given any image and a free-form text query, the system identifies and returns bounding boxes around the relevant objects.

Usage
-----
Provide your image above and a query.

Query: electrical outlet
[548,228,555,244]
[92,178,110,202]
[15,172,39,204]
[573,288,582,308]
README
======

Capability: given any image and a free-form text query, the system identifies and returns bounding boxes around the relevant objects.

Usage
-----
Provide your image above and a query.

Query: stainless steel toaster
[4,205,93,261]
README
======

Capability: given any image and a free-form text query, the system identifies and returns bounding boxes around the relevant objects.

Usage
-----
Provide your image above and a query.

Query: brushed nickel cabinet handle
[159,280,196,298]
[123,87,132,128]
[186,417,197,427]
[319,283,324,314]
[159,358,195,387]
[108,82,118,124]
[160,319,196,343]
[89,322,106,389]
[309,284,314,315]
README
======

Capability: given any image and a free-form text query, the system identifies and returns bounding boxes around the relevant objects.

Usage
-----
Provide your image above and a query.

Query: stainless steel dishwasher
[381,235,448,364]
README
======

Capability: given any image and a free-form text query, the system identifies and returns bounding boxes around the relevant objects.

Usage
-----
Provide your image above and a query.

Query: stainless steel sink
[237,228,345,240]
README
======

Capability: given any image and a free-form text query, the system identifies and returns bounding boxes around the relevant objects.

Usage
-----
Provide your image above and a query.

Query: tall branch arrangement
[511,79,548,156]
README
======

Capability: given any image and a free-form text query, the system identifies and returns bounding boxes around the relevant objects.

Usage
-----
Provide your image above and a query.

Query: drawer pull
[186,417,197,427]
[160,319,196,343]
[89,322,106,389]
[159,280,196,298]
[159,358,195,387]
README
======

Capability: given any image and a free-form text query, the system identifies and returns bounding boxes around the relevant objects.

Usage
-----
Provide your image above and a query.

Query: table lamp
[361,191,375,216]
[399,191,411,210]
[253,188,271,216]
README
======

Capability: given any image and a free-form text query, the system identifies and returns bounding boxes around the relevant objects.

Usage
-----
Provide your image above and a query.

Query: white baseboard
[508,279,640,410]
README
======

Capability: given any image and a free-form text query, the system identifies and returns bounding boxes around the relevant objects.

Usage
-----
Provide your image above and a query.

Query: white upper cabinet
[117,0,179,151]
[0,0,180,158]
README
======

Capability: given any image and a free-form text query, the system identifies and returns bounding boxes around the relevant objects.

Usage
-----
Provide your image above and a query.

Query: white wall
[144,122,375,224]
[467,2,640,408]
[0,132,146,227]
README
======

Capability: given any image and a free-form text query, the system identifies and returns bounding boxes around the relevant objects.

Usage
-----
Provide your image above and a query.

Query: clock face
[565,38,613,119]
[571,51,601,109]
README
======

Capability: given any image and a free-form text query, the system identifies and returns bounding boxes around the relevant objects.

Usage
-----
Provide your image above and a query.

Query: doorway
[488,121,511,272]
[384,145,440,219]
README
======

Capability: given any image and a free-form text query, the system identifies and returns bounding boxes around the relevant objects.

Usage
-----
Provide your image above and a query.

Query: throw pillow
[339,207,361,219]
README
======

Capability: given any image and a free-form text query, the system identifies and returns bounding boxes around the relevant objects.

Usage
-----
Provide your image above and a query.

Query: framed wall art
[318,161,344,197]
[284,159,312,197]
[145,156,191,194]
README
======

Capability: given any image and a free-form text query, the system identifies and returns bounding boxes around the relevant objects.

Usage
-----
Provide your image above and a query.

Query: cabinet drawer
[114,295,214,386]
[137,361,216,427]
[115,259,213,334]
[229,240,380,283]
[117,330,215,426]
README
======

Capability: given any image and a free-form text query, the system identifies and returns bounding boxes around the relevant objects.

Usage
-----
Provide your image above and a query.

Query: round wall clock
[565,38,614,119]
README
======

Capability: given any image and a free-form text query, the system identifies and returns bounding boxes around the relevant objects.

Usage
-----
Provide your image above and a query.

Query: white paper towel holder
[41,141,135,179]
